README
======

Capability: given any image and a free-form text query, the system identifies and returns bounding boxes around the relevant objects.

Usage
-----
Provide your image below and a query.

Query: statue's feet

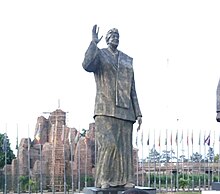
[124,183,135,188]
[101,183,110,189]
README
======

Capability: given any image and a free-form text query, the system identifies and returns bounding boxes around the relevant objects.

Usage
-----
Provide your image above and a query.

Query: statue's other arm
[130,74,142,119]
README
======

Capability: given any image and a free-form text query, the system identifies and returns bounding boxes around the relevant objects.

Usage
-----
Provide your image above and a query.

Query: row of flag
[137,129,214,147]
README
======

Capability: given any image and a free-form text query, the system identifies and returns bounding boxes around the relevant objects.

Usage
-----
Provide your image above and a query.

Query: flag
[191,130,193,145]
[187,131,189,146]
[165,138,167,145]
[170,131,172,146]
[180,130,183,143]
[204,134,210,146]
[16,125,19,150]
[165,130,167,145]
[147,132,150,145]
[158,133,161,147]
[175,130,178,145]
[198,131,201,145]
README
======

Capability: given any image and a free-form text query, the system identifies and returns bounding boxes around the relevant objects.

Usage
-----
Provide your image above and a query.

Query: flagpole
[170,130,173,191]
[52,121,55,194]
[170,130,173,192]
[77,129,81,193]
[69,128,74,194]
[198,130,201,192]
[28,126,31,194]
[204,131,211,190]
[153,130,156,188]
[212,130,215,184]
[191,130,194,191]
[176,129,179,192]
[158,130,161,193]
[63,125,67,194]
[203,131,206,190]
[4,129,7,194]
[165,129,168,192]
[147,130,150,187]
[208,140,211,190]
[187,129,190,191]
[38,123,43,194]
[85,135,88,188]
[16,124,20,194]
[40,138,43,194]
[136,130,139,186]
[181,129,184,180]
[141,128,144,186]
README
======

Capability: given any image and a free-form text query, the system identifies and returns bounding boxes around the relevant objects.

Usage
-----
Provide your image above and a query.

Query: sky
[0,0,220,157]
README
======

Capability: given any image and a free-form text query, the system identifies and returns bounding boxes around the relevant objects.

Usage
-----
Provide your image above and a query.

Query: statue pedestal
[83,186,156,194]
[212,182,220,190]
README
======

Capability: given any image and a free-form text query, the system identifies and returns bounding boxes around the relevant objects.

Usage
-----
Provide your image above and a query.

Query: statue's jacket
[82,41,142,122]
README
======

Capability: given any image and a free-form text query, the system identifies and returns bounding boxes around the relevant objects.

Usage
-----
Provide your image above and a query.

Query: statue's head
[105,28,119,47]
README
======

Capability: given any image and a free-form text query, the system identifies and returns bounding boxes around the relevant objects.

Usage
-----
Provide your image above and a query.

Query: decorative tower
[49,109,67,191]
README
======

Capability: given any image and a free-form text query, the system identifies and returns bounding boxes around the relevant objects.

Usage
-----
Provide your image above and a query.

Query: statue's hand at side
[92,24,103,44]
[137,116,142,126]
[216,112,220,122]
[136,116,142,131]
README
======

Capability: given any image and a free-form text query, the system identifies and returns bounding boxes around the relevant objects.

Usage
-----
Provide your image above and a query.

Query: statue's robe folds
[82,41,142,187]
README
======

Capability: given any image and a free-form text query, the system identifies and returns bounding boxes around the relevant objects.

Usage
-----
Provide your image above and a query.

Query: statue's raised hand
[92,24,103,44]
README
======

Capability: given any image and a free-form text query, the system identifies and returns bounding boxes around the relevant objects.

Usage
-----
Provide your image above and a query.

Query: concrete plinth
[83,186,156,194]
[212,182,220,191]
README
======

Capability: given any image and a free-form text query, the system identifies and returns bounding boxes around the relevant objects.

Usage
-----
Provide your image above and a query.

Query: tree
[179,154,187,163]
[0,133,16,168]
[214,154,219,162]
[191,152,202,162]
[207,147,215,162]
[147,146,160,162]
[160,149,176,163]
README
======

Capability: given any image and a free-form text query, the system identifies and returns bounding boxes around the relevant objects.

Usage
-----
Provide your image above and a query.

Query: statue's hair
[105,28,119,44]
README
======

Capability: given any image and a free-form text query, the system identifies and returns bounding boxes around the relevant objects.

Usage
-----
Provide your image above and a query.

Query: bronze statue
[82,25,142,189]
[217,78,220,122]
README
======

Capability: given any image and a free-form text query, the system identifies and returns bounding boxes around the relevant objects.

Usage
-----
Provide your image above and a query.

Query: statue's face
[108,32,119,47]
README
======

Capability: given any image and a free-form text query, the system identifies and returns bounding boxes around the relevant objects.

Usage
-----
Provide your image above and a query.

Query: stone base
[212,182,220,190]
[83,186,156,194]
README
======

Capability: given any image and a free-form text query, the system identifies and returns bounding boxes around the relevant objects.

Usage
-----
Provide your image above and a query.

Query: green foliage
[19,176,29,191]
[214,154,219,162]
[179,177,188,190]
[0,133,15,168]
[29,179,38,192]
